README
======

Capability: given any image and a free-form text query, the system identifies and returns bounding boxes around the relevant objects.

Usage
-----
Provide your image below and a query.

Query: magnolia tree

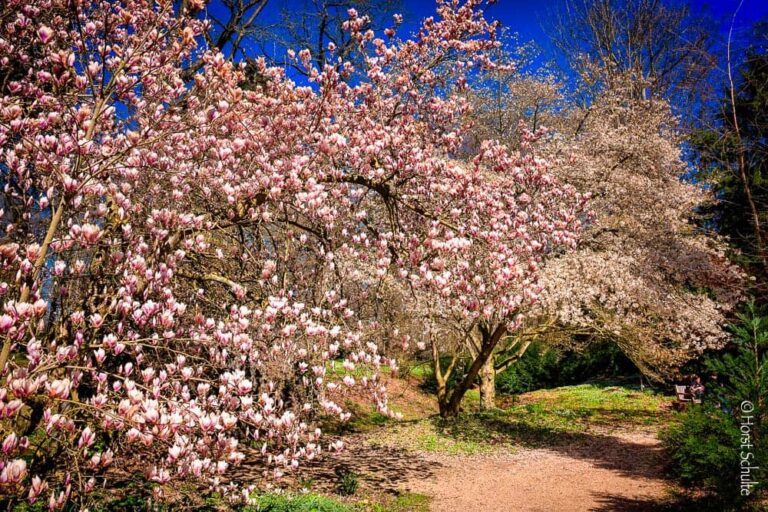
[430,35,571,411]
[0,0,583,507]
[536,75,745,379]
[461,51,745,405]
[506,70,744,381]
[392,129,586,416]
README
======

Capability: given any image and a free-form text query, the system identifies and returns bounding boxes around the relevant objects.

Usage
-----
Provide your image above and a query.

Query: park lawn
[365,382,675,455]
[506,383,675,430]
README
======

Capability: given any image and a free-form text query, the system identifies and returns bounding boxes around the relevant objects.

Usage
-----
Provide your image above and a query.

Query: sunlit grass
[366,383,674,454]
[243,491,431,512]
[505,383,675,430]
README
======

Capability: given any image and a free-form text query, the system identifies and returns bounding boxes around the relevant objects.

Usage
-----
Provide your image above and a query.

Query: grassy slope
[367,382,674,456]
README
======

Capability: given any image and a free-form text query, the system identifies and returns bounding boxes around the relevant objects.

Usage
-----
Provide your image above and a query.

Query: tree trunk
[727,26,767,272]
[478,356,496,411]
[440,324,506,418]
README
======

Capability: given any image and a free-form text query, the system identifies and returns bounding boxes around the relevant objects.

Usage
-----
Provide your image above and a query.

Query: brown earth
[401,431,670,512]
[287,429,671,512]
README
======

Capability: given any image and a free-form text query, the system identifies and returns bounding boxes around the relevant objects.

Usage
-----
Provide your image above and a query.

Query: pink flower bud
[237,379,252,394]
[80,223,101,244]
[28,475,47,503]
[126,428,141,443]
[0,458,26,484]
[168,445,182,461]
[37,26,53,44]
[0,243,19,261]
[48,378,71,399]
[89,313,103,328]
[32,300,47,316]
[78,427,95,449]
[2,432,18,454]
[4,399,23,417]
[199,415,216,432]
[0,314,14,333]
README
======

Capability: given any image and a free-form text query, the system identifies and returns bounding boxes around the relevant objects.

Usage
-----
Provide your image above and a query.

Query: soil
[401,431,670,512]
[285,425,672,511]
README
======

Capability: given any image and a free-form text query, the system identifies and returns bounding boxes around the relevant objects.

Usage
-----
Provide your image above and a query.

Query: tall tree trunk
[441,324,506,418]
[727,10,767,272]
[478,357,496,411]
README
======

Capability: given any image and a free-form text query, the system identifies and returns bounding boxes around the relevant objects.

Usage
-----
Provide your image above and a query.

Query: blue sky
[392,0,768,101]
[207,0,768,66]
[206,0,768,90]
[401,0,768,58]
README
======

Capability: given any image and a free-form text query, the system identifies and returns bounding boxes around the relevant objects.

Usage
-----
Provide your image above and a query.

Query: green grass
[347,409,391,432]
[504,383,674,432]
[244,492,431,512]
[404,362,432,380]
[368,383,674,454]
[246,493,351,512]
[356,492,431,512]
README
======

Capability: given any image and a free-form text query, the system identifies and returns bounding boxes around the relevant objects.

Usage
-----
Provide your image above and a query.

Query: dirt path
[401,431,670,512]
[286,427,672,511]
[265,380,676,511]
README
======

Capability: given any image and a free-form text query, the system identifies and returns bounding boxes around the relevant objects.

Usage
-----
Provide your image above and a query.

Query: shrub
[661,405,742,500]
[494,342,635,395]
[495,343,559,395]
[706,301,768,418]
[662,301,768,505]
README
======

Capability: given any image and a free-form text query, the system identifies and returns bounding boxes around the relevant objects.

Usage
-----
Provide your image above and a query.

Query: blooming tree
[0,0,583,507]
[459,46,745,406]
[534,75,745,379]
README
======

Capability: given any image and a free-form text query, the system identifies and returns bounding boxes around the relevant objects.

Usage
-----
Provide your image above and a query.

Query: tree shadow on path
[589,492,732,512]
[439,412,666,481]
[232,439,440,495]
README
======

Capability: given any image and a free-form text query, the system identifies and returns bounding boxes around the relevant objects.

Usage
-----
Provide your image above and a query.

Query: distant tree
[550,0,716,114]
[535,71,745,381]
[179,0,402,79]
[276,0,402,71]
[179,0,271,77]
[463,29,564,151]
[692,22,768,295]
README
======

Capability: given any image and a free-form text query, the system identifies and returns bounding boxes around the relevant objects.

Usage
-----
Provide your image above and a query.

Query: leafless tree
[178,0,402,79]
[276,0,402,71]
[550,0,717,105]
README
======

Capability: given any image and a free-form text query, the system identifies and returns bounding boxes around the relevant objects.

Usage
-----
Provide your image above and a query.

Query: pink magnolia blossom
[0,459,27,485]
[0,0,582,506]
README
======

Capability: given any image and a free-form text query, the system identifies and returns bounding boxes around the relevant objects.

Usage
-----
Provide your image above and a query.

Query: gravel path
[401,431,670,512]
